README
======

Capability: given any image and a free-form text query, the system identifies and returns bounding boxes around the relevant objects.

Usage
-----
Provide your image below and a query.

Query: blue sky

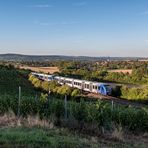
[0,0,148,57]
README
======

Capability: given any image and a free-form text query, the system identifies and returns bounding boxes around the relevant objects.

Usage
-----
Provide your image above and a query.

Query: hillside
[0,53,148,62]
[0,65,37,96]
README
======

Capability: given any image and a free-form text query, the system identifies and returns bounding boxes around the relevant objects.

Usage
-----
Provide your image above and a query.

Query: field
[20,66,59,74]
[0,113,148,148]
[0,65,148,147]
[108,69,133,74]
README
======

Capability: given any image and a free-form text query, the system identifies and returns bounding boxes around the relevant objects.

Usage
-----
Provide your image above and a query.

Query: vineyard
[0,65,148,133]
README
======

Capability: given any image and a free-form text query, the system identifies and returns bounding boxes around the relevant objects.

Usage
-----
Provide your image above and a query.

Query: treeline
[121,86,148,101]
[29,75,81,98]
[29,74,148,101]
[1,59,148,84]
[2,59,148,70]
[58,61,148,85]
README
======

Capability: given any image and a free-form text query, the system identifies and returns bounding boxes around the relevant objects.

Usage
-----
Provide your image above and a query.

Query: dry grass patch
[26,115,54,129]
[0,111,17,128]
[111,124,124,142]
[20,66,59,74]
[0,112,54,129]
[108,69,132,74]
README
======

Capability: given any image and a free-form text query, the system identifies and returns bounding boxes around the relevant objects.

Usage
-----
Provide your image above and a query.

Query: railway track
[84,93,147,107]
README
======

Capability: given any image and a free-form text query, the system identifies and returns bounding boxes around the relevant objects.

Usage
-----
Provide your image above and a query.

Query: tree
[49,81,60,92]
[57,85,72,96]
[71,89,81,97]
[41,81,50,92]
[34,80,42,88]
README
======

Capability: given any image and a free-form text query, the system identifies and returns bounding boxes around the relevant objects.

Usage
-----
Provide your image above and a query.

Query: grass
[0,127,147,148]
[0,127,98,148]
[0,113,147,148]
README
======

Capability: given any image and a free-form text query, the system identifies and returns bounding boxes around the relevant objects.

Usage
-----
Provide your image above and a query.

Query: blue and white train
[31,72,112,95]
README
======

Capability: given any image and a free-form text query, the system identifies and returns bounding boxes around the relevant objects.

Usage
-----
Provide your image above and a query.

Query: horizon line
[0,53,148,58]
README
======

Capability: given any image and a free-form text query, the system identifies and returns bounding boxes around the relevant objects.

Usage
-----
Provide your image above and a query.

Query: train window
[67,81,71,84]
[95,86,98,90]
[104,85,110,91]
[87,84,89,89]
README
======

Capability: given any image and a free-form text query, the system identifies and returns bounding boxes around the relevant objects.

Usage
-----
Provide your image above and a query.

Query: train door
[81,82,85,90]
[89,83,93,92]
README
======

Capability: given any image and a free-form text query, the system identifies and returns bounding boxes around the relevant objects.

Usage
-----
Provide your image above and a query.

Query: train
[31,72,112,96]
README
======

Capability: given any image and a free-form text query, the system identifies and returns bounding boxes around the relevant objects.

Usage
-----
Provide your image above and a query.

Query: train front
[98,84,112,96]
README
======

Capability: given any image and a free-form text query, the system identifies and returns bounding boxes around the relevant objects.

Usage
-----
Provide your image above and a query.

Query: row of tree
[59,68,148,85]
[29,75,81,98]
[121,85,148,101]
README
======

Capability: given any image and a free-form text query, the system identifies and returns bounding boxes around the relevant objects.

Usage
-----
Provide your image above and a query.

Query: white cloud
[39,23,49,26]
[145,40,148,42]
[73,2,87,7]
[34,21,79,26]
[33,21,50,26]
[28,4,53,8]
[141,11,148,15]
[61,21,79,25]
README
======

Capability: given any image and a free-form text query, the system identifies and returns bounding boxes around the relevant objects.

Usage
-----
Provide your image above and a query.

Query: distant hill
[0,53,147,62]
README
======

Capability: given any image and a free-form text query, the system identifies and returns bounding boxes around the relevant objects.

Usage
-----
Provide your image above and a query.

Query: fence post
[17,86,21,117]
[111,100,114,112]
[64,95,67,119]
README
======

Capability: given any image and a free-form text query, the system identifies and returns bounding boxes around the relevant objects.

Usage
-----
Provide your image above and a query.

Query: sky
[0,0,148,57]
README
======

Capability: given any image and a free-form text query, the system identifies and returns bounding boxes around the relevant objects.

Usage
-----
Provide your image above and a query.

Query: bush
[1,94,148,132]
[121,85,148,100]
